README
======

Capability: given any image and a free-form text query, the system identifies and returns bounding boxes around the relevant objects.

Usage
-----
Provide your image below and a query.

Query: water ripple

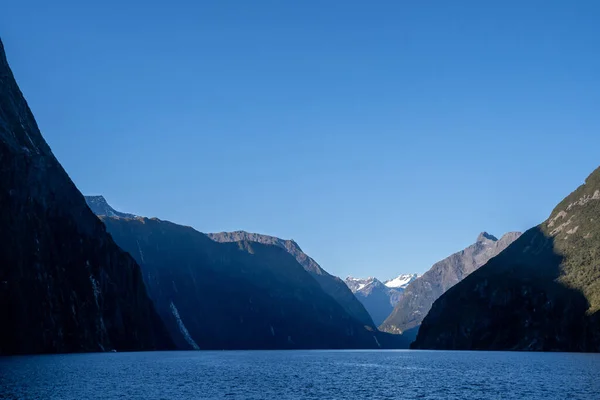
[1,350,599,399]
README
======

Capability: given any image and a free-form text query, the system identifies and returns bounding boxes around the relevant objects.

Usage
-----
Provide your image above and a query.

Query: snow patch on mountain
[345,277,382,293]
[345,273,420,326]
[384,274,420,289]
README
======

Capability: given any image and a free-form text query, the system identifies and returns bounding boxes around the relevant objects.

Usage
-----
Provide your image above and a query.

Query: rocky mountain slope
[345,275,418,326]
[207,231,375,328]
[0,39,172,354]
[413,168,600,352]
[380,231,521,335]
[85,195,136,219]
[98,215,407,349]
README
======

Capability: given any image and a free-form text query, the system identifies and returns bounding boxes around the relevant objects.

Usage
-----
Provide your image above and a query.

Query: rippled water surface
[1,350,599,399]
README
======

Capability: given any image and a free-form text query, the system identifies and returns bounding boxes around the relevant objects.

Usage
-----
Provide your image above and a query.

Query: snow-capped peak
[384,273,419,289]
[345,276,381,293]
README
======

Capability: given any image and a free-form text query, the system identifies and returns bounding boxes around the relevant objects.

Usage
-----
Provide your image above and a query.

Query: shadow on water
[398,326,419,347]
[586,310,600,352]
[413,226,597,352]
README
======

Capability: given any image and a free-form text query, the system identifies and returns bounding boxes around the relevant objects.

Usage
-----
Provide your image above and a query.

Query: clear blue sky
[2,1,599,279]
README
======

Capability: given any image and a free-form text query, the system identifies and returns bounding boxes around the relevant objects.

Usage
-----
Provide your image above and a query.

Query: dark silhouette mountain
[207,231,375,328]
[380,231,521,334]
[344,275,418,326]
[85,195,136,219]
[98,215,408,349]
[0,39,172,355]
[413,167,600,352]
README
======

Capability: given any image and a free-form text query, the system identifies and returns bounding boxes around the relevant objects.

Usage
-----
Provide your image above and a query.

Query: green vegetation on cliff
[413,167,600,352]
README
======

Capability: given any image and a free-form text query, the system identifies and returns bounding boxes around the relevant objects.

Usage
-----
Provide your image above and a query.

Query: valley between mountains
[2,36,599,354]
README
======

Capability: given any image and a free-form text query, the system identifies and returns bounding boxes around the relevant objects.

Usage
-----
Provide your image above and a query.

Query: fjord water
[1,351,599,399]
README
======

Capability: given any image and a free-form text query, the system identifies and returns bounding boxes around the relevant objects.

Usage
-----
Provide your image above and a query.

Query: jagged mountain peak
[476,232,498,243]
[380,230,522,334]
[345,276,383,292]
[85,195,136,219]
[413,166,600,352]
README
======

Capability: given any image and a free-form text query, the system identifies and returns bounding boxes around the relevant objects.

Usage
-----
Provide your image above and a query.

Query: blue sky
[2,1,599,279]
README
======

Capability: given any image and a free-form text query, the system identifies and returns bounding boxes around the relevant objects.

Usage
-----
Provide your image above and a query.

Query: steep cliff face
[207,231,375,328]
[380,231,521,334]
[0,39,172,354]
[102,217,400,349]
[413,167,600,352]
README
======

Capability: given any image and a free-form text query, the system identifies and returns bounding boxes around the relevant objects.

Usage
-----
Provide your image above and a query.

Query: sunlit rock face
[380,232,521,334]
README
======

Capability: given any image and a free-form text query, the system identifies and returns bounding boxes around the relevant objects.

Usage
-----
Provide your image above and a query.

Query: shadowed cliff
[413,167,600,352]
[207,231,375,328]
[102,217,407,350]
[381,232,520,334]
[0,39,173,354]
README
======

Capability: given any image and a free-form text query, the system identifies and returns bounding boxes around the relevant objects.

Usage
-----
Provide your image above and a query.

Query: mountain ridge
[380,231,521,334]
[85,195,137,219]
[99,216,408,349]
[83,197,412,348]
[412,167,600,352]
[207,230,375,327]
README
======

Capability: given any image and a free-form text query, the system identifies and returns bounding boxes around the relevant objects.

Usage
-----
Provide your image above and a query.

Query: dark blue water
[1,350,599,399]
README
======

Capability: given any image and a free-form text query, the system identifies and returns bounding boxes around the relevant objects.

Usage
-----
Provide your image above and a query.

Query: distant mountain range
[344,274,419,326]
[413,168,600,352]
[380,231,521,335]
[84,197,411,349]
[82,203,375,330]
